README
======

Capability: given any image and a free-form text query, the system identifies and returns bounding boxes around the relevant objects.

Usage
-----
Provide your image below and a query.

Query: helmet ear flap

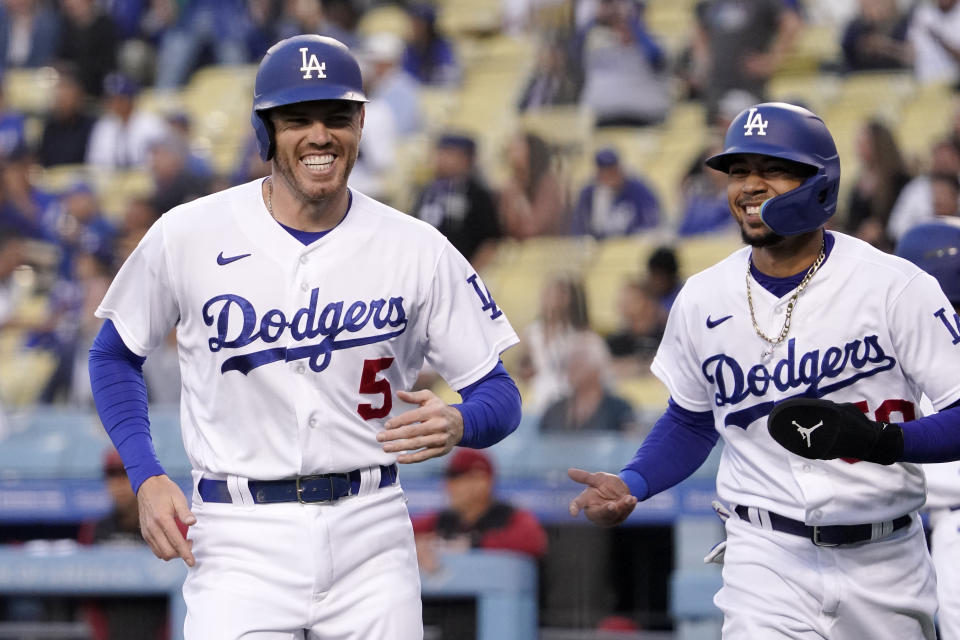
[760,173,834,236]
[252,111,276,161]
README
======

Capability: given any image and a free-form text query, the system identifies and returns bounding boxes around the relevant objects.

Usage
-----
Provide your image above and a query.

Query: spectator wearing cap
[412,133,501,268]
[360,31,423,136]
[402,3,461,86]
[86,72,170,169]
[164,111,214,179]
[37,66,96,167]
[53,182,116,279]
[571,148,661,239]
[77,448,172,640]
[0,145,59,241]
[411,448,547,573]
[146,137,212,213]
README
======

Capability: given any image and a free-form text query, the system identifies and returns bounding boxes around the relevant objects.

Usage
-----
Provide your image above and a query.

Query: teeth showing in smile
[302,154,334,171]
[745,204,762,215]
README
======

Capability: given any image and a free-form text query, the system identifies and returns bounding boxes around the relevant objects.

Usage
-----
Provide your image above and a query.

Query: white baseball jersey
[95,179,518,479]
[652,231,960,525]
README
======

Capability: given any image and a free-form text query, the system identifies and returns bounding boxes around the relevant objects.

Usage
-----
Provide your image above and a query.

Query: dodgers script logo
[299,47,326,79]
[703,336,896,428]
[202,288,407,374]
[743,108,768,136]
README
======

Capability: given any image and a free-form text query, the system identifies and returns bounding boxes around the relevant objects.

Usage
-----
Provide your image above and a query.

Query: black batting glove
[767,398,904,465]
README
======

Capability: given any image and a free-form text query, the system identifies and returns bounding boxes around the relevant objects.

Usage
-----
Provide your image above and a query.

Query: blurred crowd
[0,0,958,440]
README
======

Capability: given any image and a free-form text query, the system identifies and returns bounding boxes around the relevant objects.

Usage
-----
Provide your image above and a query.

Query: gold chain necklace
[266,177,274,219]
[746,239,826,360]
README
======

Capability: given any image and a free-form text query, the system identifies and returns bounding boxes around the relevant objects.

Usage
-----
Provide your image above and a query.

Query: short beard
[740,225,785,248]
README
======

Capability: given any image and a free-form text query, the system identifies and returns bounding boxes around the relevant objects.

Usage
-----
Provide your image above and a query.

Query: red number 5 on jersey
[357,357,394,420]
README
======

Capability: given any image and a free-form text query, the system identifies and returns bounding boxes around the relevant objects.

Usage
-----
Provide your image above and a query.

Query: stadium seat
[357,3,411,38]
[3,67,58,115]
[674,233,742,277]
[614,376,669,413]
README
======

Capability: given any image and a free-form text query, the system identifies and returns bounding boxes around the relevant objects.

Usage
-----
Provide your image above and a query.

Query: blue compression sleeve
[89,320,165,492]
[900,400,960,463]
[619,399,718,500]
[453,361,522,448]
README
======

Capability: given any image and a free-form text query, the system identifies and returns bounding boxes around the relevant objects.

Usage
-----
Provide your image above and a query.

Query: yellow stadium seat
[36,164,90,193]
[780,24,840,75]
[768,73,839,115]
[895,83,956,161]
[93,170,154,221]
[583,236,656,335]
[615,375,670,412]
[3,67,58,114]
[675,233,742,277]
[438,0,502,36]
[357,4,411,38]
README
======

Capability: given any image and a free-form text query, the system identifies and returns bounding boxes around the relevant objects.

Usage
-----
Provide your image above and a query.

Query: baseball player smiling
[88,35,522,639]
[569,102,960,639]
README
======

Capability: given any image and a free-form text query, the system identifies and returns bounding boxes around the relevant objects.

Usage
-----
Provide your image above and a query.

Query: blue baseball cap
[595,148,619,167]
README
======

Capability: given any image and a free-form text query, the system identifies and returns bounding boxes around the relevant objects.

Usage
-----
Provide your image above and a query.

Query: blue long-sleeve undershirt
[619,399,719,500]
[454,361,523,448]
[88,320,164,493]
[900,400,960,463]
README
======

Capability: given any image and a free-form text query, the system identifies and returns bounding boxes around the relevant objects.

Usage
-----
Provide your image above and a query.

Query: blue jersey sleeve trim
[89,320,165,492]
[620,398,718,499]
[453,361,522,448]
[900,399,960,463]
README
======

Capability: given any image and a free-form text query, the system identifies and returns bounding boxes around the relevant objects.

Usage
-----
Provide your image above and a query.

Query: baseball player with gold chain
[569,103,960,639]
[88,35,522,639]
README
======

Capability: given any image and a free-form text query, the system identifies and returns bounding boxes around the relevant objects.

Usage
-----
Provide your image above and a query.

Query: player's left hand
[767,397,904,465]
[378,389,463,463]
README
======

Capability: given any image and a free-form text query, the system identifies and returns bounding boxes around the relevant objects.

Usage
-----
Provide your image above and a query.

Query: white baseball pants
[182,482,422,640]
[715,513,937,639]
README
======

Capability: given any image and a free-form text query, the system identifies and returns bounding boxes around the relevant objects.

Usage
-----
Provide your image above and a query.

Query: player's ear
[358,104,366,131]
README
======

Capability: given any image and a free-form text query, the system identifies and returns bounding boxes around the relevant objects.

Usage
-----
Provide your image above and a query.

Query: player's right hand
[567,468,637,527]
[137,475,197,567]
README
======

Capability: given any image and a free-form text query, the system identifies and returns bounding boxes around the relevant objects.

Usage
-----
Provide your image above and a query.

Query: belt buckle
[811,526,840,547]
[296,475,334,504]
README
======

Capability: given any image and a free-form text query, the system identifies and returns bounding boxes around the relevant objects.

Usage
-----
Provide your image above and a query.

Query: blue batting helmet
[895,219,960,305]
[251,35,368,161]
[705,102,840,236]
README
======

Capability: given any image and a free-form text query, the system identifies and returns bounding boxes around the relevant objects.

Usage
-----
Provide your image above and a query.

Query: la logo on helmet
[299,47,327,79]
[743,108,769,136]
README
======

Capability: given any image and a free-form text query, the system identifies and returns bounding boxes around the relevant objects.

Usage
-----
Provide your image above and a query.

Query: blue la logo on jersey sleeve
[934,307,960,344]
[467,274,502,320]
[202,288,407,374]
[703,336,897,429]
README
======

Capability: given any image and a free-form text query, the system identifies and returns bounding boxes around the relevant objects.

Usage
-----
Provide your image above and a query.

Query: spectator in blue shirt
[153,0,251,88]
[0,0,60,71]
[0,86,25,159]
[571,148,661,238]
[402,3,460,86]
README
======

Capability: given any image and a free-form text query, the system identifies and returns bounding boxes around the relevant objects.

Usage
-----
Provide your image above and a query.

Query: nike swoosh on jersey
[217,252,252,266]
[706,315,733,329]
